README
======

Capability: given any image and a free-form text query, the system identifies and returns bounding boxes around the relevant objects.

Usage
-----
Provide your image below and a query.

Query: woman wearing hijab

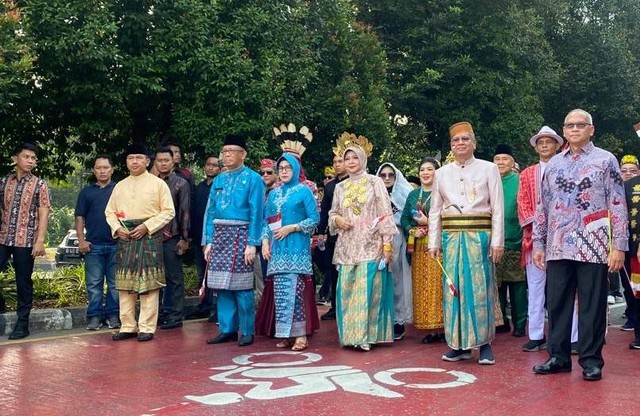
[376,162,414,340]
[400,157,444,343]
[261,154,319,351]
[329,135,397,351]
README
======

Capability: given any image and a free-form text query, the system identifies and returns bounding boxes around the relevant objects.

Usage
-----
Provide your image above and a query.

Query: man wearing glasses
[532,109,628,381]
[203,135,265,347]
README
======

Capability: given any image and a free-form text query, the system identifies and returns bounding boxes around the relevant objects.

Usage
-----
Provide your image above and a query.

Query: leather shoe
[112,332,137,341]
[533,357,572,374]
[137,332,154,342]
[8,325,29,340]
[238,335,254,347]
[206,332,238,344]
[582,366,602,381]
[160,321,183,330]
[321,309,336,321]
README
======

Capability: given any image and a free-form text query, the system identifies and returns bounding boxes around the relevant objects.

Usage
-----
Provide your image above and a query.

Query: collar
[562,141,594,157]
[11,172,33,182]
[454,155,476,167]
[93,181,115,189]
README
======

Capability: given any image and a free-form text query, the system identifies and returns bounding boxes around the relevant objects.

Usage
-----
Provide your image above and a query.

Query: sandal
[276,338,294,348]
[291,337,308,351]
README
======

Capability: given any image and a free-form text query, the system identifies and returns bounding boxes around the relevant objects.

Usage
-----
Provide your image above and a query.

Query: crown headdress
[444,150,455,165]
[273,123,313,156]
[333,132,373,157]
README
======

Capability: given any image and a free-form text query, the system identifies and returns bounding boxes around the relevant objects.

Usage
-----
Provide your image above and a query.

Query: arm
[317,181,333,235]
[298,187,320,233]
[176,180,191,252]
[428,173,443,250]
[517,167,535,227]
[32,206,49,257]
[247,173,266,246]
[607,157,629,271]
[400,190,416,238]
[141,181,176,235]
[488,164,504,249]
[75,216,90,254]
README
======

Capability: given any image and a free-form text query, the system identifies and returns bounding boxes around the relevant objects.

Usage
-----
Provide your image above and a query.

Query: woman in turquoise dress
[261,153,319,350]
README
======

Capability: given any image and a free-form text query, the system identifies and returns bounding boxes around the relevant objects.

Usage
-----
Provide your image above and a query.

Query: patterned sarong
[441,214,496,349]
[115,219,165,294]
[495,249,525,284]
[336,261,394,346]
[207,220,254,290]
[274,274,306,338]
[412,237,444,330]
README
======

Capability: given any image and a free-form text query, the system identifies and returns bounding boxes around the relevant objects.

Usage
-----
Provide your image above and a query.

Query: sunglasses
[260,170,274,176]
[378,172,396,179]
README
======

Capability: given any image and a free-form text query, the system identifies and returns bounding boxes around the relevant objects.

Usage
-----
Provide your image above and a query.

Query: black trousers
[622,256,640,341]
[0,245,35,323]
[546,260,608,369]
[325,240,339,310]
[193,243,215,314]
[161,237,184,323]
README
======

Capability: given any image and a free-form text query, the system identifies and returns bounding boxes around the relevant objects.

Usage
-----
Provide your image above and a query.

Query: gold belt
[442,214,492,232]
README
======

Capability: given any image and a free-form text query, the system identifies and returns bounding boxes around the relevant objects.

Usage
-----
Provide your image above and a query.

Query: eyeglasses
[378,172,396,179]
[324,176,335,180]
[221,148,243,154]
[451,136,472,144]
[260,170,274,176]
[563,123,591,130]
[278,166,293,173]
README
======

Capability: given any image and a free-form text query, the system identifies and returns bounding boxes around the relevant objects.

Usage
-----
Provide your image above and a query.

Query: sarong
[441,214,496,349]
[255,275,319,336]
[115,219,165,294]
[336,261,394,346]
[496,249,525,285]
[207,220,254,290]
[412,237,444,330]
[274,274,306,338]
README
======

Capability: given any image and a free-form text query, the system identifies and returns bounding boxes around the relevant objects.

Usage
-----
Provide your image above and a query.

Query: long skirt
[274,274,307,338]
[207,222,254,291]
[115,222,165,294]
[442,230,496,349]
[412,237,444,330]
[255,275,319,336]
[336,261,394,346]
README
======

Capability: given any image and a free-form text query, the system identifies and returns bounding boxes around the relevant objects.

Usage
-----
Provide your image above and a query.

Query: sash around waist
[213,219,250,226]
[442,213,492,231]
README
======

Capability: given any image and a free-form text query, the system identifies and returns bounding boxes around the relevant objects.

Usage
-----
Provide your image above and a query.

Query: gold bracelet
[383,243,392,252]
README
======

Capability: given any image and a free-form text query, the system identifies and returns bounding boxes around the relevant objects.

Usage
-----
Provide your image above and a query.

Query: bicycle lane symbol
[184,351,477,406]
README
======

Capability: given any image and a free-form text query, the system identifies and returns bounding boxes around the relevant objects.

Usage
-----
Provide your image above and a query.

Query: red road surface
[1,313,638,416]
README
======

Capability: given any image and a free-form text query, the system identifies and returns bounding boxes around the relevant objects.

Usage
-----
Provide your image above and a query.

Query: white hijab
[376,162,412,223]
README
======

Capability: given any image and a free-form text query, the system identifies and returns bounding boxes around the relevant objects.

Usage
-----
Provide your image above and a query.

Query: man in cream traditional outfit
[105,144,175,342]
[428,121,504,365]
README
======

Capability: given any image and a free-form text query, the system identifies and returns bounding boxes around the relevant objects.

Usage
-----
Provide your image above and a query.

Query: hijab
[375,162,412,213]
[343,146,367,180]
[276,153,301,190]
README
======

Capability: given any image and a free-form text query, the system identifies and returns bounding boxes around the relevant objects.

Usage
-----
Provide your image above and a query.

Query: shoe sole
[442,353,472,362]
[394,333,405,341]
[478,358,496,365]
[533,367,572,374]
[620,327,634,332]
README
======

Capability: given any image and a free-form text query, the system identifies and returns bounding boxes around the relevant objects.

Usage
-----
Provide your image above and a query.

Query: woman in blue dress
[261,153,319,350]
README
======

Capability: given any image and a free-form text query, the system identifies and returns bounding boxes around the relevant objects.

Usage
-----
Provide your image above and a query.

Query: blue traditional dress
[262,154,319,338]
[203,164,265,336]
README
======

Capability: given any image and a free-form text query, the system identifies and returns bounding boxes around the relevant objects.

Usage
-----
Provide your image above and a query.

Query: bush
[47,206,75,247]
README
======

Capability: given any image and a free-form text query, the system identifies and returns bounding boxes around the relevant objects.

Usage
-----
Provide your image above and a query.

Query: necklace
[343,177,368,216]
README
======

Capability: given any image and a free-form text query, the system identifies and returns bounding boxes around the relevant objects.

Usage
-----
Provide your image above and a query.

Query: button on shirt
[0,173,51,247]
[533,142,628,263]
[75,181,116,245]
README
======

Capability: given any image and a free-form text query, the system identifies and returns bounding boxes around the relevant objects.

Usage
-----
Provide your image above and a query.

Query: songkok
[260,159,276,170]
[621,154,639,167]
[324,166,335,176]
[449,122,474,139]
[125,144,148,157]
[223,134,247,150]
[529,126,564,147]
[494,144,514,157]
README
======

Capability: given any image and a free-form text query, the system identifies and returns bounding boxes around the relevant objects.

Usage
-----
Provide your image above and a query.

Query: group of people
[1,109,639,383]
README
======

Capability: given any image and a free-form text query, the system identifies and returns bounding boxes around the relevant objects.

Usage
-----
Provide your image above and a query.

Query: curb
[0,296,203,336]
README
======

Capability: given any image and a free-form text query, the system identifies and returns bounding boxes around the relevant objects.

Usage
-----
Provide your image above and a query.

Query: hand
[78,240,91,255]
[608,249,624,273]
[413,227,427,238]
[383,249,392,264]
[414,211,428,225]
[115,227,130,241]
[274,224,296,240]
[203,244,212,261]
[533,250,545,270]
[335,216,353,230]
[317,234,326,243]
[244,245,257,265]
[32,241,45,258]
[489,246,504,264]
[176,239,189,255]
[262,240,271,261]
[129,224,148,240]
[429,248,441,259]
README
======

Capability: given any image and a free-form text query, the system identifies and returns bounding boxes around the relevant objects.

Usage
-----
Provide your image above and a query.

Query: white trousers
[526,260,578,342]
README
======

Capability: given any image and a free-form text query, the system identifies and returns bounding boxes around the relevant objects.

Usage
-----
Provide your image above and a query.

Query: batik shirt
[0,173,51,247]
[532,142,628,263]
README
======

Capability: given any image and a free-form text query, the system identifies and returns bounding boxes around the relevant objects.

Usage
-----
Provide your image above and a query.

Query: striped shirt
[0,173,51,247]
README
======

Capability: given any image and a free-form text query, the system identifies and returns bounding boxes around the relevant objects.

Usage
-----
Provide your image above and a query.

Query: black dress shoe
[137,332,154,342]
[238,335,254,347]
[533,357,572,374]
[206,332,238,344]
[321,309,336,320]
[582,366,602,381]
[512,328,526,337]
[112,332,138,341]
[185,310,209,320]
[8,326,29,340]
[160,321,183,330]
[496,324,511,334]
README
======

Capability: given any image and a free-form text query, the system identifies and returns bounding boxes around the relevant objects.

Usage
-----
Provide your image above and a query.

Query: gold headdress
[444,150,455,165]
[332,132,373,157]
[273,123,313,156]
